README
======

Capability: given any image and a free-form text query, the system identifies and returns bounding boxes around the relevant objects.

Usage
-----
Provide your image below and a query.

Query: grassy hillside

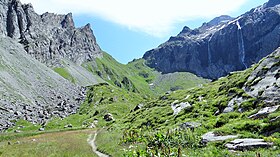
[83,52,209,96]
[94,53,280,156]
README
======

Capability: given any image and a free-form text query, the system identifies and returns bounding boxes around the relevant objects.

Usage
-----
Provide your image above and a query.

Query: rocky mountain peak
[265,0,280,8]
[61,13,75,28]
[0,0,102,66]
[177,15,233,37]
[205,15,233,27]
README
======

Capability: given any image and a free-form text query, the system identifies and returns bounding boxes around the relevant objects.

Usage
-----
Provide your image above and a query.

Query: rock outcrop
[219,48,280,115]
[143,0,280,79]
[202,132,238,143]
[248,105,279,119]
[243,48,280,105]
[225,139,273,150]
[0,0,102,66]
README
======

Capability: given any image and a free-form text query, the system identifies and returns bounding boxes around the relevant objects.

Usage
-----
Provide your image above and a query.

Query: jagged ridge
[0,0,102,66]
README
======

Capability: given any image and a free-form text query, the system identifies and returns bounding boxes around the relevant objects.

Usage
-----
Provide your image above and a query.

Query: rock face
[223,48,280,114]
[243,48,280,105]
[0,37,85,131]
[0,0,102,66]
[143,0,280,79]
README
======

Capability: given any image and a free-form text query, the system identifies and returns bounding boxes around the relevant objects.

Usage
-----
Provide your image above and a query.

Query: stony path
[87,131,109,157]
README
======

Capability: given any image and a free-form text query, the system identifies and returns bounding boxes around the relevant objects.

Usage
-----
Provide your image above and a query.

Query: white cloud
[21,0,248,37]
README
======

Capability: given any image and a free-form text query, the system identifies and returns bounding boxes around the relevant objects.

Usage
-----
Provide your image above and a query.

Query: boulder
[171,101,192,115]
[132,104,144,112]
[64,124,73,128]
[202,132,238,143]
[223,97,244,113]
[14,130,22,133]
[225,139,273,150]
[180,122,201,130]
[104,113,114,121]
[248,105,280,119]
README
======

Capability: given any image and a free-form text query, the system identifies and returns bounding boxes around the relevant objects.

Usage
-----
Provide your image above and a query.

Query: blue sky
[22,0,268,63]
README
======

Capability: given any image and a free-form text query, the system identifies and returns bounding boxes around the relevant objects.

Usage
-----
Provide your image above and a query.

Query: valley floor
[0,129,100,157]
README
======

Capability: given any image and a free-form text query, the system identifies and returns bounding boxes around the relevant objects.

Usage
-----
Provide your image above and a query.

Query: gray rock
[64,124,73,128]
[223,97,245,113]
[243,49,280,104]
[88,123,95,128]
[202,132,238,143]
[132,103,144,112]
[14,130,21,133]
[225,138,273,150]
[104,113,114,122]
[143,3,280,79]
[223,107,234,113]
[248,105,280,119]
[270,116,280,122]
[180,122,201,129]
[171,101,192,115]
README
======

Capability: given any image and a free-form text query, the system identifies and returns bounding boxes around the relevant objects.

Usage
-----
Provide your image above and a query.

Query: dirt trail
[88,131,109,157]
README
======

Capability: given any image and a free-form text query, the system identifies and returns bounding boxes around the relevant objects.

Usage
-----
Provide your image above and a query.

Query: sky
[21,0,268,63]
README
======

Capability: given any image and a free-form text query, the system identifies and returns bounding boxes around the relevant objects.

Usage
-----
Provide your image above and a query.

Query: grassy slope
[83,52,208,96]
[95,63,280,156]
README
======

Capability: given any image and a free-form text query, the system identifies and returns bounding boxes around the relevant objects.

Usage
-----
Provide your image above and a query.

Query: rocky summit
[143,0,280,79]
[0,0,102,66]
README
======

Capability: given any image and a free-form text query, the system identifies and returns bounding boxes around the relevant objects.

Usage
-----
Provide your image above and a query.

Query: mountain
[0,0,104,87]
[0,0,102,66]
[0,36,84,131]
[0,0,104,131]
[143,0,280,79]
